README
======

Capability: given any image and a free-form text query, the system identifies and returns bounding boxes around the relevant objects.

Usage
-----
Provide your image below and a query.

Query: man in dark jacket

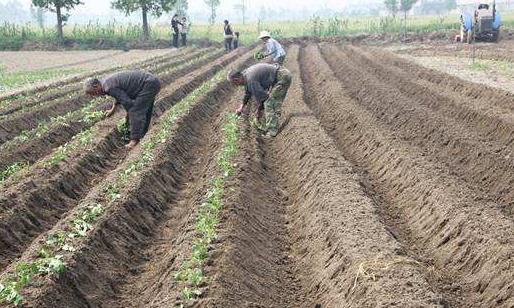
[84,70,161,149]
[171,14,183,48]
[229,63,292,137]
[223,20,234,51]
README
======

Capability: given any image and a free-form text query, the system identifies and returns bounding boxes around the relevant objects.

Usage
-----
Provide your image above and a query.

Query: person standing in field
[171,14,183,48]
[84,70,161,149]
[233,31,240,49]
[180,17,189,47]
[229,63,292,138]
[258,31,286,65]
[223,20,234,51]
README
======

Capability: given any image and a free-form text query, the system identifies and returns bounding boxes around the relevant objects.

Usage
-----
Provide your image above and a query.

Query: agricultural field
[389,39,514,93]
[0,49,173,94]
[1,36,514,308]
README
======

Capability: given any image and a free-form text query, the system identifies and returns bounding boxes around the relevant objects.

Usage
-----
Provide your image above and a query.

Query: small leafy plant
[175,112,241,302]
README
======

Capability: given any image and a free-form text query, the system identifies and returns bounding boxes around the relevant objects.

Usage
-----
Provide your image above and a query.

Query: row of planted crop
[0,48,193,111]
[0,70,228,307]
[0,48,212,118]
[175,111,241,303]
[0,49,225,186]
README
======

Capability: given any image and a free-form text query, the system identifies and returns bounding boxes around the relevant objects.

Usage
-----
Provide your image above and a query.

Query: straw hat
[258,31,271,39]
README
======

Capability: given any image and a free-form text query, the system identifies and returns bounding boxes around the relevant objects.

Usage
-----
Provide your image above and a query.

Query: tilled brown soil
[0,47,256,307]
[203,46,444,308]
[0,48,250,275]
[392,40,514,63]
[0,49,230,174]
[3,41,514,308]
[298,43,514,307]
[0,48,220,145]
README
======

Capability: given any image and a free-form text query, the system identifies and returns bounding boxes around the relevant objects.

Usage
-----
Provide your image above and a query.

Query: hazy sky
[3,0,349,15]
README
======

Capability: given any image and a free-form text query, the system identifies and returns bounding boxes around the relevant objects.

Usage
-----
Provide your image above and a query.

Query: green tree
[204,0,220,25]
[233,0,246,24]
[112,0,177,40]
[174,0,188,17]
[400,0,418,39]
[384,0,398,17]
[445,0,457,11]
[30,5,45,28]
[31,0,82,42]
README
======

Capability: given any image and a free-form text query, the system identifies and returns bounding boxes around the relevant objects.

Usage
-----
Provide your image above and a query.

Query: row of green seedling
[0,48,190,111]
[0,96,109,153]
[0,48,207,116]
[3,48,220,150]
[0,119,104,190]
[0,49,224,187]
[0,70,227,307]
[0,50,185,103]
[175,112,240,303]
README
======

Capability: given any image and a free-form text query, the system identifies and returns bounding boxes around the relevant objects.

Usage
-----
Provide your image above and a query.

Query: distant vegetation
[2,0,514,50]
[0,15,465,50]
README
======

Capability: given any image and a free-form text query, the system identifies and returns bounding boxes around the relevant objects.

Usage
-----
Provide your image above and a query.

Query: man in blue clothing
[84,70,161,149]
[258,31,286,65]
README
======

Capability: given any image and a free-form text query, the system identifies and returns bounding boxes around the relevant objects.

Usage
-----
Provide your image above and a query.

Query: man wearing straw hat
[258,30,286,65]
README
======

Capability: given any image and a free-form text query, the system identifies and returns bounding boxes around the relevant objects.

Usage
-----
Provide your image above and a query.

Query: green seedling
[0,67,229,306]
[177,112,241,302]
[0,161,29,183]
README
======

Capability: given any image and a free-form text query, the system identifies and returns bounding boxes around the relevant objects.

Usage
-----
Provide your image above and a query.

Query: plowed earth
[2,41,514,308]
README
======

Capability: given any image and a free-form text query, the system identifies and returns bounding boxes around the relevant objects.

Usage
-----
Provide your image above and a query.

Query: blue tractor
[460,2,502,43]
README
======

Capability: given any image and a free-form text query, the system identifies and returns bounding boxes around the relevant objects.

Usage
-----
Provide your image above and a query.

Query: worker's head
[227,70,246,86]
[173,14,179,18]
[224,20,229,25]
[84,78,104,96]
[182,17,186,21]
[258,31,271,42]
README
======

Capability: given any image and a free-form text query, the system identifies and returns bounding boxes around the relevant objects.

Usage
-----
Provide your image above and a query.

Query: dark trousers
[127,78,161,140]
[181,33,187,47]
[172,32,179,48]
[224,37,233,51]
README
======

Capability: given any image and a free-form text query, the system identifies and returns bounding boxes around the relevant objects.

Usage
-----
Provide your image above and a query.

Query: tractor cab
[460,2,501,43]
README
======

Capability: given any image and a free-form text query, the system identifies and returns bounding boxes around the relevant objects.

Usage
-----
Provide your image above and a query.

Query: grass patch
[468,59,514,77]
[469,61,490,71]
[0,67,84,93]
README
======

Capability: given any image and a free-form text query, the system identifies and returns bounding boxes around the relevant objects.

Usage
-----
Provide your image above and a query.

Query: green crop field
[2,11,514,50]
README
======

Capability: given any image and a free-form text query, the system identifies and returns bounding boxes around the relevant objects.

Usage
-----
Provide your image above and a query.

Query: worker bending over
[229,63,292,137]
[258,31,286,65]
[84,70,161,149]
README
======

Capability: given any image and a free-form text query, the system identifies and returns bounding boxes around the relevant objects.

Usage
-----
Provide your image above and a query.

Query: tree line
[27,0,221,42]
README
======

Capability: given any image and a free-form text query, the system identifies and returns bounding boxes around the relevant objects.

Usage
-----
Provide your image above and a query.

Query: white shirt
[265,38,286,61]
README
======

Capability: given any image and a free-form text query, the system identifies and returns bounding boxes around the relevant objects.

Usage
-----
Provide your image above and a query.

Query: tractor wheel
[493,29,500,42]
[467,30,474,44]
